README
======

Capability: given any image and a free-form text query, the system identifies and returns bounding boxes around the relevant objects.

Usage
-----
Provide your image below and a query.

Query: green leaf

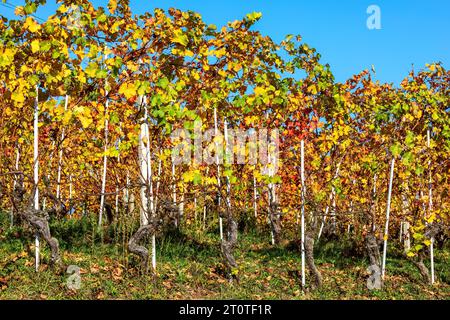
[193,172,202,185]
[39,41,51,52]
[405,131,415,147]
[24,3,37,14]
[96,69,108,79]
[401,151,413,166]
[415,166,424,176]
[390,142,402,157]
[85,62,99,78]
[110,112,119,124]
[431,111,439,121]
[97,13,107,23]
[158,77,169,89]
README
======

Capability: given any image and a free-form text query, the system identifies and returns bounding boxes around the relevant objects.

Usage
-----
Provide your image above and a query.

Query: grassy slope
[0,214,449,300]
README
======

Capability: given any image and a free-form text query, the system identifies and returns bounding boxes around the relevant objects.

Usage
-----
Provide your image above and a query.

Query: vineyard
[0,0,449,300]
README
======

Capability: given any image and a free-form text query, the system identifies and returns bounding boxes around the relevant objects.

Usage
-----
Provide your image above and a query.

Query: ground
[0,215,449,300]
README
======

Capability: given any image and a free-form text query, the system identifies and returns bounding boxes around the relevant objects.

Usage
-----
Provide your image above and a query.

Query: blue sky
[1,0,449,85]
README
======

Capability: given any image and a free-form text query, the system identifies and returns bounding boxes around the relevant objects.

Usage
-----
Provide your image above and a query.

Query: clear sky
[1,0,449,85]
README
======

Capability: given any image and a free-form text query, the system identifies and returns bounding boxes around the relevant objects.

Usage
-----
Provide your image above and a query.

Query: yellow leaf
[108,0,117,14]
[0,47,16,67]
[11,92,25,103]
[184,49,194,57]
[218,69,227,77]
[213,48,226,58]
[254,86,266,96]
[31,40,40,53]
[62,110,72,125]
[79,115,92,128]
[172,29,188,46]
[24,17,41,33]
[307,84,318,95]
[57,4,68,14]
[77,71,86,84]
[182,171,194,183]
[192,70,200,81]
[119,82,137,99]
[233,63,242,72]
[14,6,24,16]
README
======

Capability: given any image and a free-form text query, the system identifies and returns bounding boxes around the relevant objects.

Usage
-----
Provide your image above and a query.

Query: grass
[0,213,449,300]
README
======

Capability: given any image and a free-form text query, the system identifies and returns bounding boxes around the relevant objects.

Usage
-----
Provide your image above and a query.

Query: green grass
[0,213,449,300]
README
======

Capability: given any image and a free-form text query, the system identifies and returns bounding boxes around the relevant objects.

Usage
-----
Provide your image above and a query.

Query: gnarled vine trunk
[12,175,63,269]
[407,222,443,284]
[269,202,282,245]
[128,224,156,273]
[305,232,322,289]
[127,198,178,273]
[409,253,431,284]
[365,233,381,268]
[220,206,239,280]
[22,209,62,268]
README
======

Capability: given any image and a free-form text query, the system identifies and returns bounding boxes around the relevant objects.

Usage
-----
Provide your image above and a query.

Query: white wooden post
[115,136,121,216]
[372,174,378,232]
[224,118,232,240]
[318,164,340,240]
[56,95,69,200]
[194,196,198,221]
[427,128,435,284]
[253,174,258,218]
[34,85,40,272]
[139,96,156,271]
[214,108,223,240]
[154,157,162,210]
[98,86,109,229]
[11,146,20,228]
[300,140,306,287]
[172,161,177,227]
[381,158,395,279]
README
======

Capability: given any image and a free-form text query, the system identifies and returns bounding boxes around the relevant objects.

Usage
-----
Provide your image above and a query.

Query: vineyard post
[194,196,197,221]
[115,129,121,216]
[34,85,40,272]
[56,95,69,200]
[382,157,395,279]
[42,140,56,210]
[300,139,306,287]
[69,174,73,202]
[145,107,154,216]
[154,156,162,210]
[10,145,20,228]
[98,76,109,230]
[203,167,209,229]
[180,190,185,223]
[172,161,177,227]
[372,174,378,232]
[224,118,232,238]
[427,127,435,284]
[144,96,156,271]
[253,174,257,218]
[348,179,356,234]
[214,107,223,241]
[268,132,276,245]
[318,164,340,240]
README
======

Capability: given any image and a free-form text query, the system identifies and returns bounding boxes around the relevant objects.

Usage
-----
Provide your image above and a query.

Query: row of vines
[0,0,449,290]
